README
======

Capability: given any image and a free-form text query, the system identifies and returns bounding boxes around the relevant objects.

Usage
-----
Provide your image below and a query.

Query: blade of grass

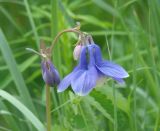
[0,55,38,89]
[0,126,11,131]
[0,29,37,115]
[0,0,23,5]
[0,6,22,34]
[148,5,160,104]
[0,101,19,130]
[132,40,138,131]
[96,86,130,115]
[149,0,160,55]
[148,5,160,130]
[87,95,114,123]
[0,89,45,131]
[58,0,75,27]
[110,0,118,130]
[23,23,50,38]
[78,104,89,130]
[119,0,137,9]
[23,0,39,49]
[0,0,24,5]
[92,0,119,17]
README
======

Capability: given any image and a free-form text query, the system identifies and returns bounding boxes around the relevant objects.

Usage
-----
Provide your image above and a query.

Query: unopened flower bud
[41,60,60,87]
[73,45,83,60]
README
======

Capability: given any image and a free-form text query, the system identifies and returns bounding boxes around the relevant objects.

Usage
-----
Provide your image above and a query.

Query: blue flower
[58,36,129,96]
[41,60,60,87]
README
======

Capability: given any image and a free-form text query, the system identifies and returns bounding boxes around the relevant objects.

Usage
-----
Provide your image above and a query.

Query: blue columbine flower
[58,35,129,96]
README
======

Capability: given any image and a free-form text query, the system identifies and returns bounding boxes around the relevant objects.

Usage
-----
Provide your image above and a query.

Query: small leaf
[85,95,114,123]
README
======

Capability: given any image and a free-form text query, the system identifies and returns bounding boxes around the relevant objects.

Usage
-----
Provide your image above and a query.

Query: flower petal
[96,60,129,78]
[87,44,96,66]
[58,46,90,93]
[49,62,60,85]
[58,72,75,92]
[113,77,125,84]
[71,69,86,94]
[78,46,87,69]
[71,67,98,96]
[93,44,103,64]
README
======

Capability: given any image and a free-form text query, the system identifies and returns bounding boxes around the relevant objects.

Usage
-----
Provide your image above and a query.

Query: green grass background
[0,0,160,130]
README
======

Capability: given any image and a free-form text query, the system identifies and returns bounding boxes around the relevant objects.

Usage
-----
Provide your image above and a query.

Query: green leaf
[89,90,130,129]
[92,0,119,17]
[19,55,38,71]
[96,86,130,115]
[0,29,37,115]
[0,101,19,130]
[85,95,114,123]
[0,89,45,131]
[67,13,112,28]
[0,6,22,33]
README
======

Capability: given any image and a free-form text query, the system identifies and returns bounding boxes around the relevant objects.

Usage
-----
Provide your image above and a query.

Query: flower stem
[46,84,51,131]
[50,27,82,52]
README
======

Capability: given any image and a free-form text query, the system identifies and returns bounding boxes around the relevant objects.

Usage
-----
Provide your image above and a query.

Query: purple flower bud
[73,45,83,60]
[41,60,60,87]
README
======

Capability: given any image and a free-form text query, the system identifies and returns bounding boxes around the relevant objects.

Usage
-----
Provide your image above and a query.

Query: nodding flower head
[58,35,129,96]
[40,42,60,87]
[41,60,60,87]
[26,41,60,87]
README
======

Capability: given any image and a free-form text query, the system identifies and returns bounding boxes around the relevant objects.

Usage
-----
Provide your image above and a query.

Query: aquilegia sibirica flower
[58,35,129,96]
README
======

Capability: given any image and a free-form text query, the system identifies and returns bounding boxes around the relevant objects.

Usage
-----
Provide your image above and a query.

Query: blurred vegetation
[0,0,160,131]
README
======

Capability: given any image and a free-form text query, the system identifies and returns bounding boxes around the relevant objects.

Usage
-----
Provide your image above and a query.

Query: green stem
[50,28,82,52]
[79,103,89,131]
[46,84,51,131]
[113,83,117,131]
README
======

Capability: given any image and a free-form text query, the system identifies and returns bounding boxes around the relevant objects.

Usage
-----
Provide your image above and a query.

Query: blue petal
[41,61,54,86]
[58,46,90,93]
[78,46,88,69]
[71,67,98,96]
[93,44,103,64]
[58,72,75,92]
[113,77,125,84]
[70,69,86,93]
[87,44,96,66]
[49,62,60,85]
[96,60,129,78]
